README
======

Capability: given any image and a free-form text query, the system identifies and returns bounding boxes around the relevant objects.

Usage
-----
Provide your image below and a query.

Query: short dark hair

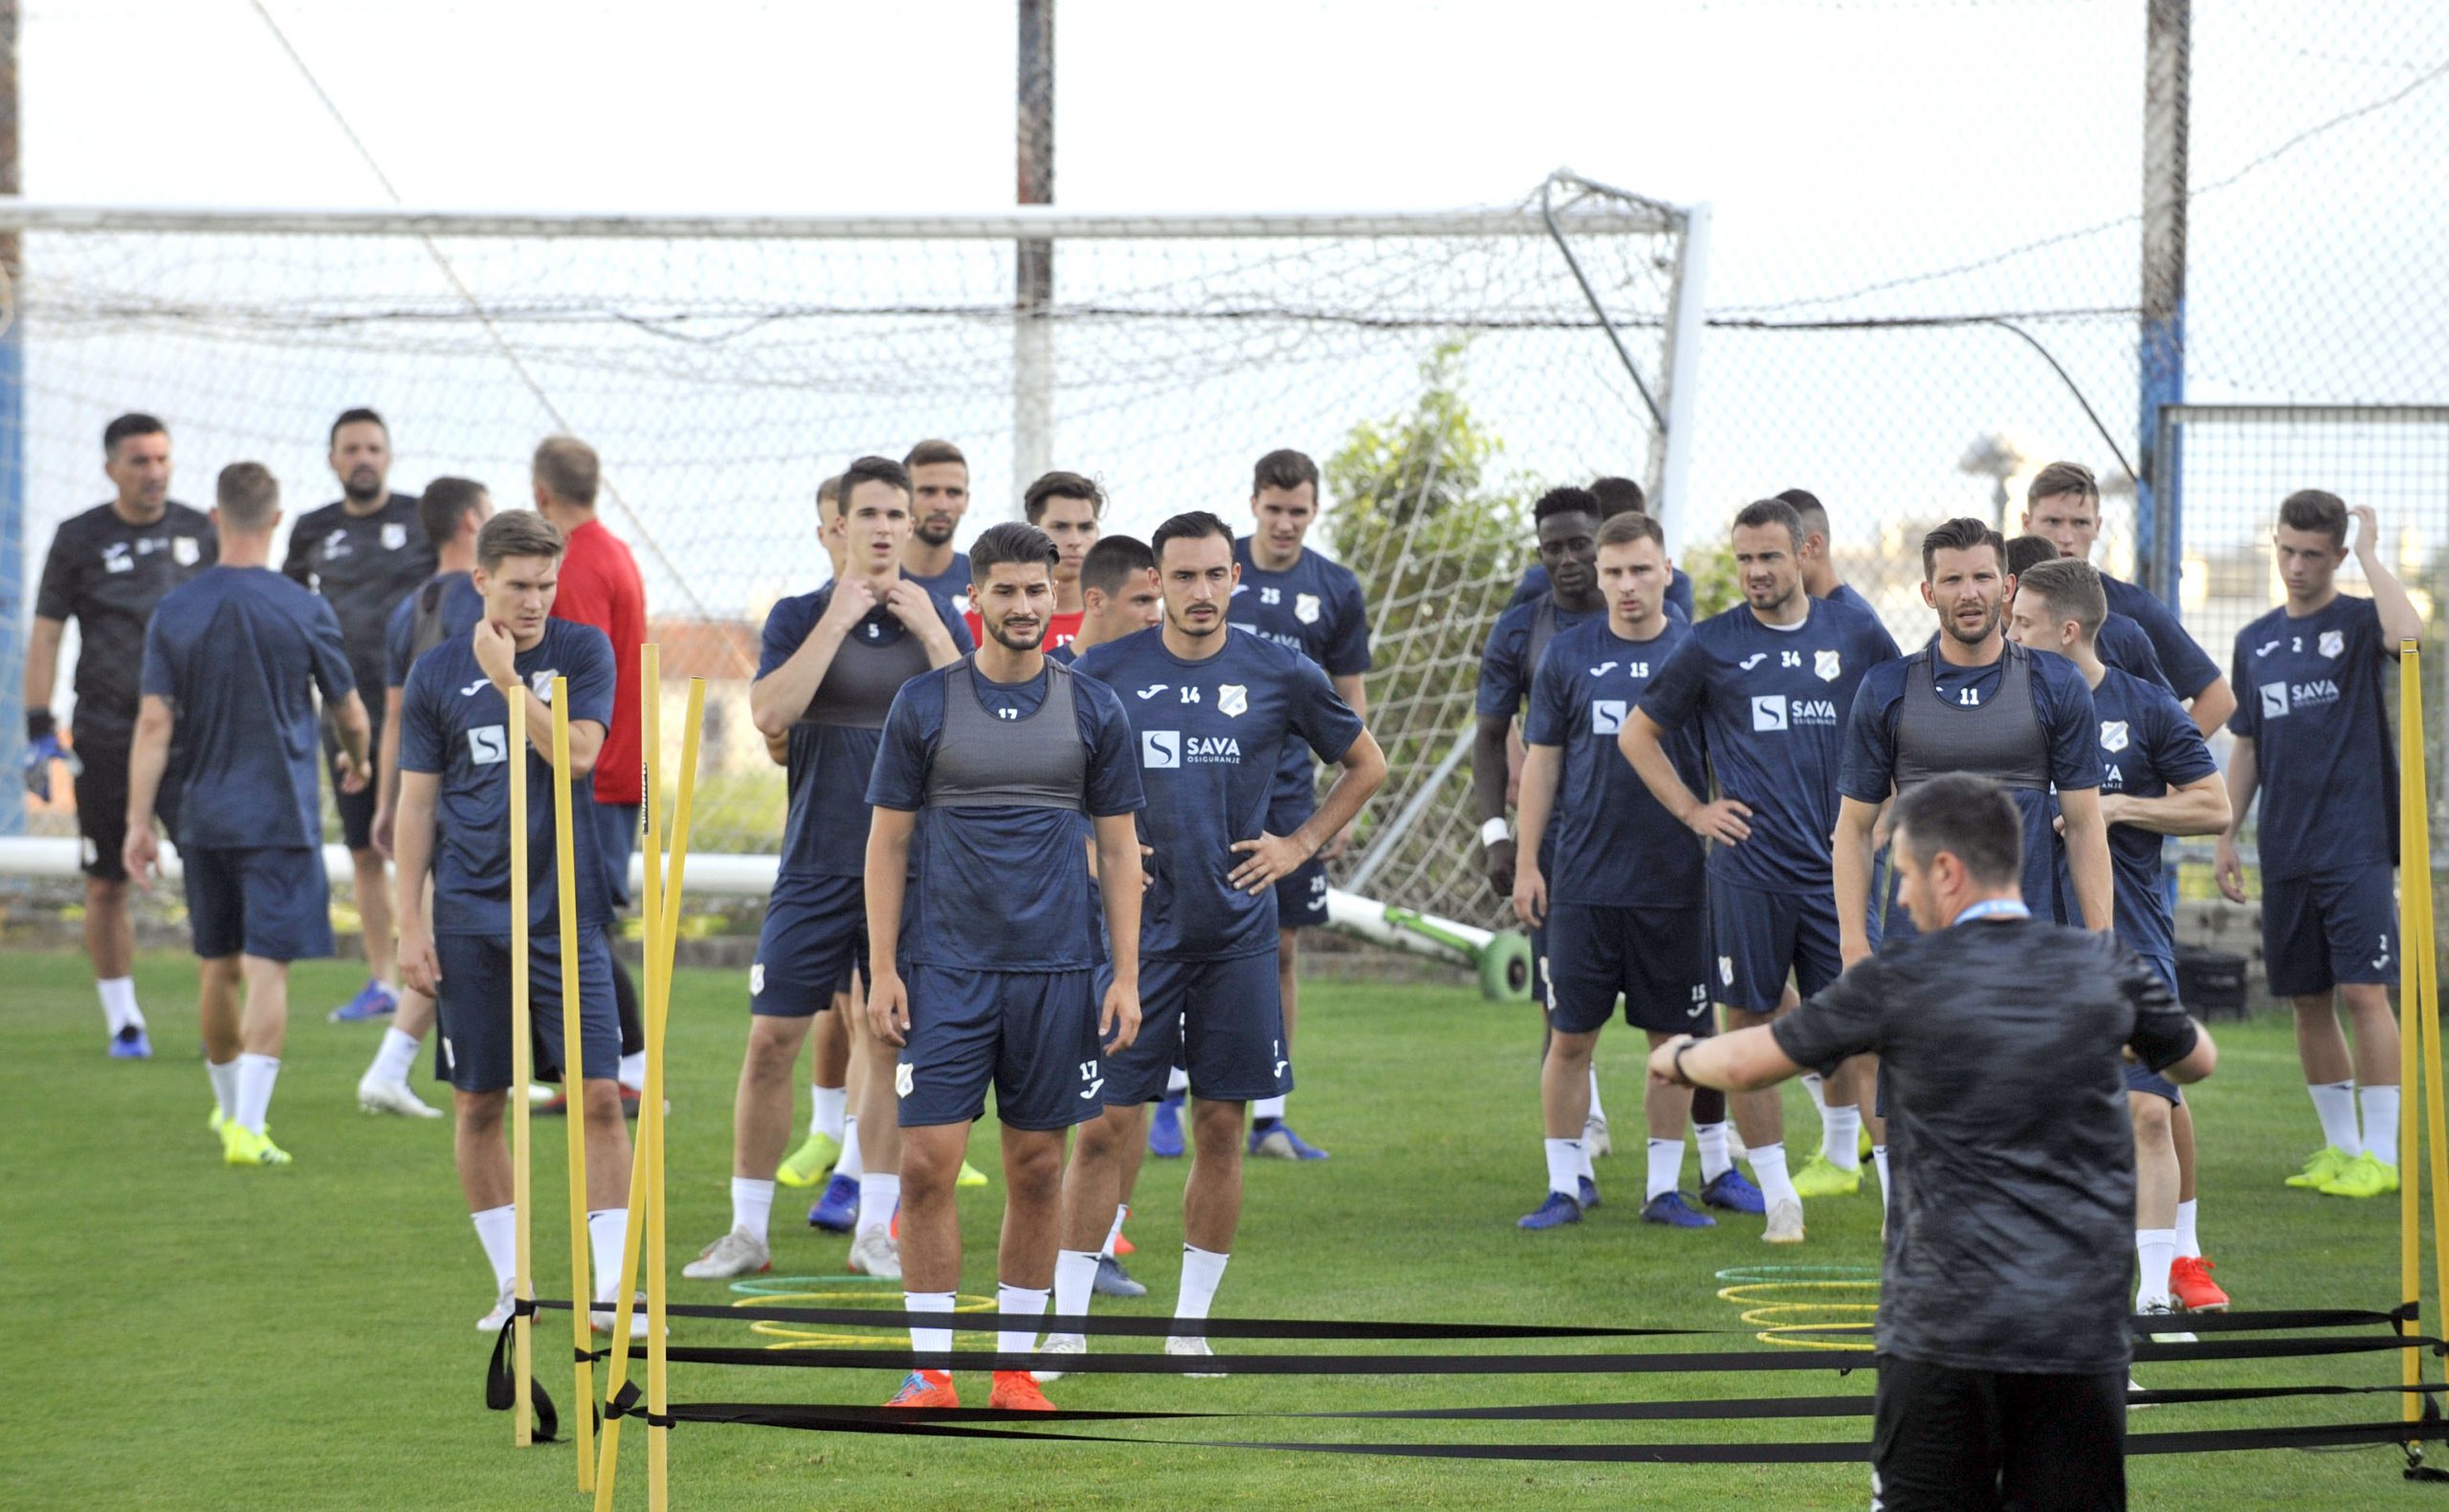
[1921,516,2005,580]
[215,462,279,531]
[903,438,967,471]
[103,412,166,458]
[2002,534,2059,580]
[2016,558,2107,640]
[1151,511,1235,565]
[1081,535,1157,600]
[2278,488,2350,547]
[1588,476,1646,518]
[969,520,1058,580]
[477,509,564,572]
[1597,512,1665,550]
[1024,470,1104,524]
[1252,449,1320,499]
[839,455,913,509]
[329,407,387,447]
[2027,460,2100,508]
[1732,497,1804,551]
[1776,487,1828,538]
[532,435,601,507]
[1533,486,1601,526]
[815,474,843,514]
[419,477,489,549]
[1894,773,2023,890]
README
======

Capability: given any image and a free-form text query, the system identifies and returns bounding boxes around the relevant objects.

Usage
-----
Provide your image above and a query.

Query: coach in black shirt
[1653,773,2216,1512]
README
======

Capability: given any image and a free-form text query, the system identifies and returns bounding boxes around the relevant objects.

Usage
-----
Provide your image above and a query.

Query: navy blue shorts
[320,708,380,852]
[2263,865,2399,998]
[1105,952,1291,1106]
[1708,875,1842,1013]
[182,844,333,962]
[752,874,868,1018]
[591,801,639,909]
[897,965,1103,1132]
[433,930,623,1093]
[1544,902,1711,1036]
[2124,951,2184,1104]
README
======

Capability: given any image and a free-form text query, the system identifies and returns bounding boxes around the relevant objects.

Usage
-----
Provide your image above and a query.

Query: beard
[342,468,384,503]
[915,516,956,548]
[1941,599,2003,646]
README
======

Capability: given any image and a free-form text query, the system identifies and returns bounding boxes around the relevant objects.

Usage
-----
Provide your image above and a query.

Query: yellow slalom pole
[2401,643,2426,1436]
[551,681,598,1489]
[595,645,659,1510]
[509,690,534,1448]
[651,678,705,1512]
[2406,646,2449,1406]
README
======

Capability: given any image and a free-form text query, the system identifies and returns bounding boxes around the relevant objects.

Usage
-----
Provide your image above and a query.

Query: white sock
[2174,1198,2202,1260]
[856,1172,900,1238]
[1101,1203,1129,1260]
[835,1117,865,1181]
[2135,1227,2177,1307]
[2309,1080,2362,1156]
[1872,1146,1891,1216]
[473,1204,518,1293]
[1577,1137,1598,1185]
[1178,1245,1229,1321]
[207,1059,241,1121]
[731,1176,775,1241]
[996,1283,1049,1358]
[1802,1071,1828,1121]
[369,1026,421,1085]
[1586,1066,1606,1123]
[811,1085,847,1139]
[618,1050,647,1092]
[1543,1137,1583,1198]
[1750,1145,1799,1210]
[1820,1105,1862,1172]
[587,1208,629,1303]
[2362,1085,2401,1168]
[1695,1122,1732,1183]
[98,975,143,1034]
[1051,1249,1100,1340]
[1252,1095,1288,1121]
[1165,1065,1191,1097]
[234,1054,280,1134]
[1645,1137,1683,1201]
[906,1289,956,1360]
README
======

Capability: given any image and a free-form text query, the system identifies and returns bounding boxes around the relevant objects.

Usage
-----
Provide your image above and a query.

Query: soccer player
[394,509,637,1334]
[899,439,974,612]
[1624,497,1902,1236]
[530,436,651,1109]
[1512,510,1724,1231]
[866,520,1145,1412]
[357,478,495,1119]
[24,413,214,1056]
[2218,493,2424,1199]
[1834,517,2110,1208]
[1779,488,1878,619]
[2009,559,2232,1321]
[1050,534,1161,666]
[686,456,970,1282]
[1048,511,1384,1371]
[1507,476,1694,622]
[124,463,366,1165]
[282,408,432,1025]
[2003,535,2170,690]
[1224,449,1371,1161]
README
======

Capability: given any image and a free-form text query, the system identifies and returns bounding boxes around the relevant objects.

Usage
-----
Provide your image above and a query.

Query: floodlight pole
[2136,0,2189,603]
[1014,0,1055,511]
[0,0,24,835]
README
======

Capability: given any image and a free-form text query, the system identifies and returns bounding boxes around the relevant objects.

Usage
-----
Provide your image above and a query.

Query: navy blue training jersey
[1821,581,1878,620]
[1842,645,2103,915]
[1227,537,1371,818]
[384,572,488,689]
[398,619,617,936]
[760,581,973,880]
[2096,609,2173,693]
[1074,626,1364,959]
[140,566,356,851]
[903,552,973,616]
[2228,593,2398,880]
[2102,571,2220,703]
[1477,597,1606,721]
[867,660,1143,971]
[1524,617,1706,907]
[1638,598,1902,894]
[2090,666,2218,963]
[1513,562,1692,624]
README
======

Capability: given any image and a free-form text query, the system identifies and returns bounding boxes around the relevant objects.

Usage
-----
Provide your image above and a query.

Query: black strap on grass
[482,1310,560,1444]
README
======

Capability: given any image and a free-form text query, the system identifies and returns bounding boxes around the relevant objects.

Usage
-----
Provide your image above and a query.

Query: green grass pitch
[4,949,2441,1508]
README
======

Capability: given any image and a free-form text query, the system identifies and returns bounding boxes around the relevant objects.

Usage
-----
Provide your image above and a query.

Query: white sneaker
[1763,1198,1805,1245]
[682,1227,771,1280]
[358,1073,444,1119]
[2141,1298,2195,1345]
[847,1228,903,1282]
[591,1293,651,1340]
[1583,1114,1612,1158]
[1165,1334,1224,1378]
[1033,1332,1086,1383]
[477,1284,518,1333]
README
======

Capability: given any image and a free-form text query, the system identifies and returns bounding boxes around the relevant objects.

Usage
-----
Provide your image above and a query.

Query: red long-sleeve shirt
[550,517,646,805]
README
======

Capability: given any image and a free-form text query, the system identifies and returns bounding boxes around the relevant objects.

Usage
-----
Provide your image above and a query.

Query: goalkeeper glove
[23,710,80,802]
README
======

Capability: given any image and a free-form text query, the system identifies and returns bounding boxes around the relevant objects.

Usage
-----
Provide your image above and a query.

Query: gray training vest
[804,612,937,730]
[1892,641,2051,794]
[923,656,1088,812]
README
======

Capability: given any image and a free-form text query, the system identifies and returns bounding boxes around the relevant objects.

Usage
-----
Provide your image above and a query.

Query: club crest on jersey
[2319,629,2345,659]
[381,522,408,551]
[530,668,558,702]
[171,536,200,565]
[1219,684,1248,718]
[1294,592,1321,625]
[1591,699,1626,735]
[1815,649,1842,682]
[2100,720,2129,753]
